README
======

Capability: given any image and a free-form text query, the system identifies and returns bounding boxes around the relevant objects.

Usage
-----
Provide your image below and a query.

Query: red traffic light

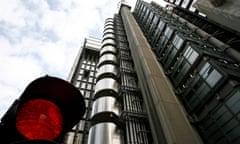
[0,76,86,143]
[17,76,86,140]
[16,99,63,140]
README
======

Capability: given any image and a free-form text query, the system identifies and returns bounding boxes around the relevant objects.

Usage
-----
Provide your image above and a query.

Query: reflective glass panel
[206,69,222,87]
[184,46,199,64]
[199,62,211,79]
[226,90,240,114]
[172,35,184,49]
[165,27,174,38]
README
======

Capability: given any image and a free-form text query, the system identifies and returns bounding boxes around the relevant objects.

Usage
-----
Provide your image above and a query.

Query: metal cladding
[104,29,115,35]
[96,64,118,81]
[105,22,114,28]
[103,33,116,41]
[105,18,114,22]
[91,96,120,123]
[98,53,118,67]
[88,18,123,144]
[100,45,117,56]
[102,39,116,47]
[94,78,119,98]
[104,25,115,31]
[91,96,120,117]
[88,123,123,144]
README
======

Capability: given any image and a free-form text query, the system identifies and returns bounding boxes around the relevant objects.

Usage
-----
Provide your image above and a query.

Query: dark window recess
[83,70,90,78]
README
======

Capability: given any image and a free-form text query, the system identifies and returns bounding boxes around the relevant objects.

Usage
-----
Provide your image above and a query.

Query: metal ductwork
[88,123,123,144]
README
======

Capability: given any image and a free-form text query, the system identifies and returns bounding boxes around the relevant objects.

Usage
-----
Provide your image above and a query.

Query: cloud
[0,0,127,118]
[0,0,167,118]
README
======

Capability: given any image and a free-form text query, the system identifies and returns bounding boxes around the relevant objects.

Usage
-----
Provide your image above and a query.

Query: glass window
[158,21,165,31]
[85,91,91,98]
[206,69,222,87]
[184,46,199,64]
[79,69,84,74]
[149,12,153,20]
[222,118,238,133]
[226,90,240,114]
[89,77,93,83]
[80,90,84,95]
[87,84,92,90]
[90,71,94,76]
[86,65,90,70]
[142,6,146,13]
[81,83,86,89]
[82,77,87,82]
[189,0,197,12]
[175,0,182,5]
[144,9,149,19]
[214,106,227,120]
[228,126,240,141]
[181,0,190,8]
[184,46,191,58]
[199,62,222,87]
[188,50,198,64]
[172,35,184,49]
[164,27,174,38]
[75,82,80,88]
[153,16,158,24]
[85,100,89,107]
[77,75,82,80]
[199,62,211,79]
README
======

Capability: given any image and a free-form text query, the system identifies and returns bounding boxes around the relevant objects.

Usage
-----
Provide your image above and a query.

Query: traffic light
[0,76,85,144]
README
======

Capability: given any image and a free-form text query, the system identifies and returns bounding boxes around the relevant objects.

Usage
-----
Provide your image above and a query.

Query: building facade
[64,37,101,144]
[65,0,240,144]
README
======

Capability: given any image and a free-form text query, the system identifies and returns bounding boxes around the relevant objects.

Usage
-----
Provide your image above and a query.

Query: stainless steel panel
[104,29,114,35]
[103,33,115,40]
[88,123,123,144]
[102,39,116,47]
[104,22,114,27]
[104,21,114,26]
[105,18,114,23]
[91,96,120,118]
[94,78,119,98]
[98,53,117,67]
[100,45,117,56]
[104,25,114,31]
[96,64,118,80]
[63,132,74,144]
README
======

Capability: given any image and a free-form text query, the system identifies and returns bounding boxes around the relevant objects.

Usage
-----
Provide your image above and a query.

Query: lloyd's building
[64,0,240,144]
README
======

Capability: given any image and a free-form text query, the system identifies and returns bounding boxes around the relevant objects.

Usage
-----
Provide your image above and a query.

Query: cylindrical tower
[87,18,124,144]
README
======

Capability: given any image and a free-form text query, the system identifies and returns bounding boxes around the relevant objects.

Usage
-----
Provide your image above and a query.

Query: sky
[0,0,167,118]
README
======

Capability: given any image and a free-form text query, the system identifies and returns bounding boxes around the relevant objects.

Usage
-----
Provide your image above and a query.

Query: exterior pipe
[169,11,240,63]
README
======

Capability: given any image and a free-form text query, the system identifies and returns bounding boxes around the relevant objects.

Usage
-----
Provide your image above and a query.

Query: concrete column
[120,5,202,144]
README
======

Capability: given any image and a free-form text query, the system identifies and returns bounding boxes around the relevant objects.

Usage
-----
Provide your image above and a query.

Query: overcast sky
[0,0,167,118]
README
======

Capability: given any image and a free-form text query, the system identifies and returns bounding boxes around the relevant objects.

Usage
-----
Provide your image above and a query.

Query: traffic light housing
[0,76,85,144]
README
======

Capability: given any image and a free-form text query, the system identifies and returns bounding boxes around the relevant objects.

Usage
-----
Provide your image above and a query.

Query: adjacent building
[64,0,240,144]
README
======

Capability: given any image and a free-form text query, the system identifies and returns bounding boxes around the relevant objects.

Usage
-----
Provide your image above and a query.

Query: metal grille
[114,14,153,144]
